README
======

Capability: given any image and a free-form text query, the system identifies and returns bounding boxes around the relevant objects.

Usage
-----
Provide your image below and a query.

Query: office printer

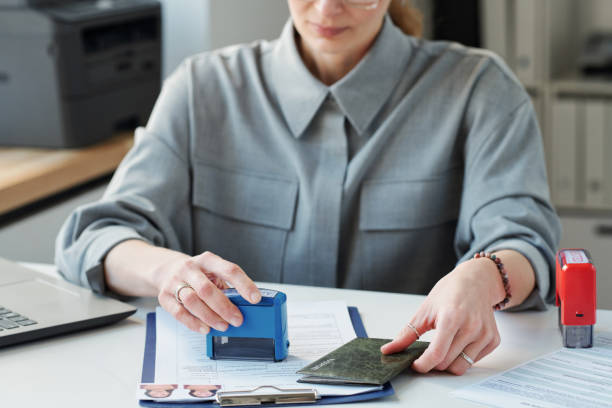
[0,0,161,148]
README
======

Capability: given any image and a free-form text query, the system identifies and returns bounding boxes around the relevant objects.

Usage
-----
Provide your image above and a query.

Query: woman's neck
[297,35,373,86]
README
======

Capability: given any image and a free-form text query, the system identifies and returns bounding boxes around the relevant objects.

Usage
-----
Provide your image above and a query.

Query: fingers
[416,315,500,375]
[447,317,500,374]
[380,312,500,375]
[157,251,260,335]
[411,313,459,373]
[183,259,243,327]
[193,251,261,304]
[446,342,481,376]
[427,315,500,375]
[380,320,428,354]
[178,283,229,332]
[434,317,483,371]
[158,288,211,334]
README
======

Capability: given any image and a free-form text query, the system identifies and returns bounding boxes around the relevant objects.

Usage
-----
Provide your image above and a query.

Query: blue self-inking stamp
[206,288,289,362]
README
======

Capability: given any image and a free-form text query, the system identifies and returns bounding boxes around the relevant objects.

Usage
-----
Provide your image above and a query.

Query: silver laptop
[0,257,136,347]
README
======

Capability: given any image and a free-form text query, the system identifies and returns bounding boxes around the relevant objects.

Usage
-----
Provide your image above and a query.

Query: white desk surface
[3,263,611,407]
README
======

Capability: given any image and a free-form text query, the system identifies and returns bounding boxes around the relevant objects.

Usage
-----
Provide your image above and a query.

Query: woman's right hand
[153,251,261,335]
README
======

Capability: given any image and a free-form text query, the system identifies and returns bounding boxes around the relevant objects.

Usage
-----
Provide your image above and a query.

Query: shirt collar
[269,15,413,138]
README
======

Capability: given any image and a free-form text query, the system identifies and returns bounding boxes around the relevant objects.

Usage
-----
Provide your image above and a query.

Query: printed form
[452,332,612,408]
[154,300,381,398]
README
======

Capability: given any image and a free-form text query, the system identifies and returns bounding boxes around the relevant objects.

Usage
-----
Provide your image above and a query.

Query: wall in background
[159,0,289,78]
[158,0,210,78]
[581,0,612,33]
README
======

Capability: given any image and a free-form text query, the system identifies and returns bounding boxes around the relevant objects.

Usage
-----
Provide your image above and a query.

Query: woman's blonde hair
[388,0,423,37]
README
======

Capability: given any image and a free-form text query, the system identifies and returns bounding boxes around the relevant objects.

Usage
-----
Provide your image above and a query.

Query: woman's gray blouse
[55,17,561,309]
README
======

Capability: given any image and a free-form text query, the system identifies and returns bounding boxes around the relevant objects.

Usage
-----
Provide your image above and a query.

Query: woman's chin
[306,36,353,55]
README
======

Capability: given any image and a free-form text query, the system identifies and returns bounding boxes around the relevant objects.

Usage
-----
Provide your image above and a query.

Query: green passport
[296,338,429,386]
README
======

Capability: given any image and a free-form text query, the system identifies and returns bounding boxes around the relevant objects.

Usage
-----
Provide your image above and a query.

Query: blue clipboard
[139,307,394,407]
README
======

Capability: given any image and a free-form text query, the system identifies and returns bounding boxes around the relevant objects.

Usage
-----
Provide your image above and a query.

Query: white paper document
[452,332,612,408]
[150,300,381,401]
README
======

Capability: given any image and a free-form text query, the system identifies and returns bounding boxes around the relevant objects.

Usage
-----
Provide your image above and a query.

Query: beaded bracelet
[473,252,511,310]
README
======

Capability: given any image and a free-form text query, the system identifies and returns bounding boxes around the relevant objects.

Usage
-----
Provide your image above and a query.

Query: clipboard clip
[215,385,319,406]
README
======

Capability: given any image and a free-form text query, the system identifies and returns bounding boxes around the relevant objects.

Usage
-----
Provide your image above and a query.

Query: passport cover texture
[297,338,429,386]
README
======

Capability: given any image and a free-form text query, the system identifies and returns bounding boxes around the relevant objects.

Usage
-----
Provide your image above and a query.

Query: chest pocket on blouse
[191,162,298,283]
[357,171,463,294]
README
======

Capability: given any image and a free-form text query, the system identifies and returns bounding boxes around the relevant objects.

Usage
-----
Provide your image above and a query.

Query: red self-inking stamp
[555,249,596,348]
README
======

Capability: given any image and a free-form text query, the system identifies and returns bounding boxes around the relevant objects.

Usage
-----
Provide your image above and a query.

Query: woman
[56,0,560,376]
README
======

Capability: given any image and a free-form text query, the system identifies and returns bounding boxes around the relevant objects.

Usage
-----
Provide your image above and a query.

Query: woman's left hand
[380,257,506,375]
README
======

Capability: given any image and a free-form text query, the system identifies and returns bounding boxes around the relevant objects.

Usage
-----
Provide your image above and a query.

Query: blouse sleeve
[454,57,561,311]
[54,62,194,294]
